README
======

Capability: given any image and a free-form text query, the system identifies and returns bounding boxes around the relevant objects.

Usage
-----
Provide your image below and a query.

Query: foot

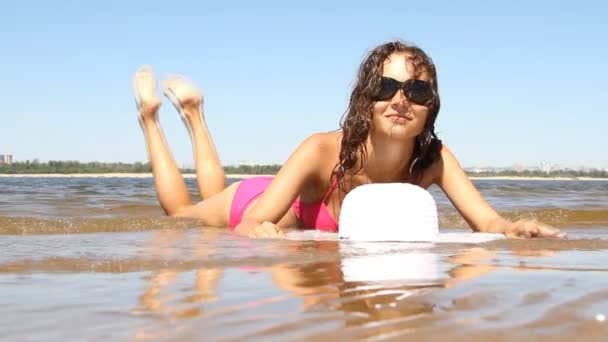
[162,74,204,121]
[133,65,162,121]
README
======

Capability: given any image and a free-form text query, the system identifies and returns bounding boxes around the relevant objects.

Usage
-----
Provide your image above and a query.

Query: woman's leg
[134,66,232,226]
[163,75,225,200]
[134,66,193,215]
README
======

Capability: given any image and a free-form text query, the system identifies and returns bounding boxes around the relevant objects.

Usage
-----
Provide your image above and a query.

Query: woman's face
[371,52,431,141]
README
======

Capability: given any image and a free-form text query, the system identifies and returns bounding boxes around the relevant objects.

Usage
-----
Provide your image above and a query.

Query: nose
[390,89,410,113]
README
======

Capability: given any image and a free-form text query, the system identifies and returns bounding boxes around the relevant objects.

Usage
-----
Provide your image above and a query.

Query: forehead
[382,53,430,81]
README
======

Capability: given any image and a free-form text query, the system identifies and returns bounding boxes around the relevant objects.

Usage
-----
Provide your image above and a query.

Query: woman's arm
[434,145,564,238]
[234,133,328,237]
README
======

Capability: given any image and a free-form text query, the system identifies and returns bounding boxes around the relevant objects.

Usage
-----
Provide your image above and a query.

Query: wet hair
[333,40,442,189]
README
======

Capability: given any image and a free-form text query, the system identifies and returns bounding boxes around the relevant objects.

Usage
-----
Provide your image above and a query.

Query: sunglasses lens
[376,78,400,101]
[407,80,434,105]
[375,78,434,104]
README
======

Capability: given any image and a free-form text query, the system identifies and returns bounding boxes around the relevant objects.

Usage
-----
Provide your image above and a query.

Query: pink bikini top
[291,179,339,232]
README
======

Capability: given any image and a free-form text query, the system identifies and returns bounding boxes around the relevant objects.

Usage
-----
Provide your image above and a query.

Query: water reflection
[135,228,224,318]
[268,241,564,334]
[131,230,570,340]
[271,241,342,311]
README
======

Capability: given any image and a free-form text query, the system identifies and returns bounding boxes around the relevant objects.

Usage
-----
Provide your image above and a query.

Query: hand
[248,221,285,239]
[504,219,566,239]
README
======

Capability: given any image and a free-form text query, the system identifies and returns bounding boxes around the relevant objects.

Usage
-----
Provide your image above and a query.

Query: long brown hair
[333,41,442,190]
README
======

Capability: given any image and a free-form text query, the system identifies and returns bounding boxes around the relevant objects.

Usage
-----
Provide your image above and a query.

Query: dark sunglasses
[374,77,435,105]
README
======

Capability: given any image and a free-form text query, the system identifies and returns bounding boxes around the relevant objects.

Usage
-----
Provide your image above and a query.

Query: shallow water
[1,177,608,341]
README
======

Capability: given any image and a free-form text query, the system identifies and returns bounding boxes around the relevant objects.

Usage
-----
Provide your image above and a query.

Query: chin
[383,125,421,140]
[371,115,424,140]
[384,119,421,136]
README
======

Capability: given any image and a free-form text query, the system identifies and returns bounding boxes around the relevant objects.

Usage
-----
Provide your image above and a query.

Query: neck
[362,133,416,183]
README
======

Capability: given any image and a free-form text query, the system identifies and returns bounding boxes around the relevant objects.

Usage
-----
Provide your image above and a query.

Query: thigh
[173,182,240,227]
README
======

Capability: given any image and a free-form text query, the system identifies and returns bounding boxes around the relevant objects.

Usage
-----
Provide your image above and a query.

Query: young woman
[133,41,563,239]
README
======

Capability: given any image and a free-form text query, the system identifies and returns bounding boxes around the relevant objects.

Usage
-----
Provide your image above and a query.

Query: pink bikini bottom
[229,176,274,229]
[228,176,339,231]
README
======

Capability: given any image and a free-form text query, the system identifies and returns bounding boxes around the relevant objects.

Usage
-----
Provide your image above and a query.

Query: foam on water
[286,230,504,243]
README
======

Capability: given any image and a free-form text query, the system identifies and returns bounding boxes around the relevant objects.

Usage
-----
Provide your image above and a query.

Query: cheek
[413,105,429,122]
[412,106,430,130]
[372,101,389,117]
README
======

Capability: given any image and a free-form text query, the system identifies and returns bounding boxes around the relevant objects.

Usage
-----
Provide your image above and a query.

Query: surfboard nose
[338,183,439,242]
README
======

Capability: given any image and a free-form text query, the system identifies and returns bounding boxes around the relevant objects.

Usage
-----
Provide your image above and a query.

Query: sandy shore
[0,173,607,181]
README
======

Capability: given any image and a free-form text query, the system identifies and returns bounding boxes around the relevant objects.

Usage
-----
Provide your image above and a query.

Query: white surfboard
[338,183,441,242]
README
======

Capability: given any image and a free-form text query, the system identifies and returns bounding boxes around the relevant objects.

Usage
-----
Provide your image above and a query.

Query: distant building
[0,154,13,164]
[539,161,552,174]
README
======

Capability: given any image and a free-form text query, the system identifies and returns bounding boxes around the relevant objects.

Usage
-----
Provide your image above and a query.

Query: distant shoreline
[0,173,607,181]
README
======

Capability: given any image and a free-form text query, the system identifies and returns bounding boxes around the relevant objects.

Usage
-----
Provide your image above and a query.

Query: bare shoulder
[286,131,340,172]
[437,143,457,165]
[427,143,468,186]
[296,132,341,165]
[300,131,341,152]
[425,143,454,185]
[291,132,341,184]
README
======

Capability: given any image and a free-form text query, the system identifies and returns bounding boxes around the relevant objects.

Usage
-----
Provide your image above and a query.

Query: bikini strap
[321,177,339,204]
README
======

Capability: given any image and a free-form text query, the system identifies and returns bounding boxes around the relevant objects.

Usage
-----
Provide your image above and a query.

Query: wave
[0,216,204,235]
[1,208,607,235]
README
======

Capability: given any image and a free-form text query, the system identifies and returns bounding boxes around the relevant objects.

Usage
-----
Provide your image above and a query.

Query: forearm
[233,218,259,237]
[478,216,512,234]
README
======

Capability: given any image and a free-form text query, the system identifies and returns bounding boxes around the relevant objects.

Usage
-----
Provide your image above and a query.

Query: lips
[386,113,414,121]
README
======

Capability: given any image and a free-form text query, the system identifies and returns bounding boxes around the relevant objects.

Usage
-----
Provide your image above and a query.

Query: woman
[133,40,563,239]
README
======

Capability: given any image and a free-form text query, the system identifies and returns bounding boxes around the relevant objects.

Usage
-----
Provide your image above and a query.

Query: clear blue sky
[1,0,606,169]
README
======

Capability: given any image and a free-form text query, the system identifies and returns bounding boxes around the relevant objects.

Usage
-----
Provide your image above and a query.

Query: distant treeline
[0,161,153,174]
[0,160,282,175]
[0,161,606,178]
